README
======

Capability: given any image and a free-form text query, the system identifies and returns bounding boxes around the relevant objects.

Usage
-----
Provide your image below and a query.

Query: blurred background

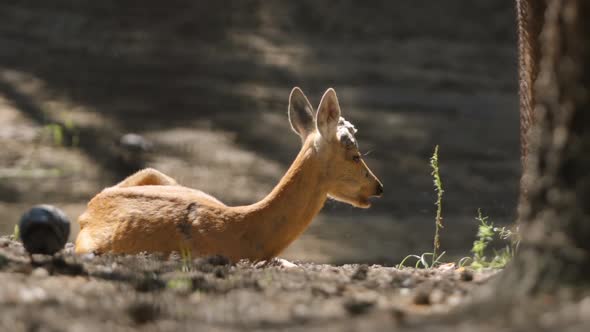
[0,1,519,265]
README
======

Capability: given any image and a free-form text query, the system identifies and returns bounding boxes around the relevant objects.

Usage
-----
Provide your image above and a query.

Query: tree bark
[517,0,545,167]
[516,0,545,200]
[502,0,590,296]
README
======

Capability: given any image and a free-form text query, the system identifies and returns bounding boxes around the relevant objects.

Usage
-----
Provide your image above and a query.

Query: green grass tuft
[396,146,519,270]
[45,123,64,146]
[468,209,519,270]
[180,246,192,273]
[430,145,444,266]
[11,224,19,241]
[397,145,446,269]
[166,277,192,293]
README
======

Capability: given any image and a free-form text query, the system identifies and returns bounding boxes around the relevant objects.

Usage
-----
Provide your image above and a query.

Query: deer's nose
[375,183,384,196]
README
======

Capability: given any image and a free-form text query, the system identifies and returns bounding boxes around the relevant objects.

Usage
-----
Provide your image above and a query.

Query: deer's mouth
[356,192,384,208]
[353,196,372,209]
[328,193,371,208]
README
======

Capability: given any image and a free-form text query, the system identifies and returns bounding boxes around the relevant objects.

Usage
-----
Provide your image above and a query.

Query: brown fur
[75,88,383,262]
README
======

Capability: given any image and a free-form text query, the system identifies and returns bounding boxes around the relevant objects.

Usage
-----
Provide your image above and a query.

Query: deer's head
[288,87,383,208]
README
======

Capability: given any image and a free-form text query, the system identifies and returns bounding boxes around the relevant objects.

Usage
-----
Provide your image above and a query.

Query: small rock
[437,262,456,272]
[205,255,230,266]
[213,266,228,279]
[63,242,75,255]
[127,302,160,325]
[447,293,464,306]
[19,286,47,303]
[343,297,376,316]
[80,253,96,261]
[196,255,231,273]
[119,133,153,153]
[351,264,369,281]
[31,267,49,278]
[254,257,298,269]
[401,278,415,288]
[429,289,445,304]
[459,268,474,281]
[413,288,431,305]
[134,276,165,292]
[399,288,412,296]
[312,283,339,297]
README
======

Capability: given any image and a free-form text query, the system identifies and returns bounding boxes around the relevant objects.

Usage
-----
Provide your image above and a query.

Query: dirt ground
[2,237,590,332]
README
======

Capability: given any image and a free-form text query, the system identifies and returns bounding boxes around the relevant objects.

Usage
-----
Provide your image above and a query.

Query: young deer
[75,88,383,263]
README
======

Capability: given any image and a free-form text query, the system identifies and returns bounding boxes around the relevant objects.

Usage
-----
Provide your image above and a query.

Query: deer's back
[75,185,228,254]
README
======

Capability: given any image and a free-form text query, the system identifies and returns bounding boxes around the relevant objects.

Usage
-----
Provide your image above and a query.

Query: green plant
[45,123,64,146]
[166,277,192,293]
[166,246,195,292]
[396,146,520,270]
[11,224,19,241]
[43,120,79,147]
[64,119,80,147]
[468,209,519,270]
[430,145,444,266]
[398,252,447,269]
[180,246,192,273]
[397,145,446,269]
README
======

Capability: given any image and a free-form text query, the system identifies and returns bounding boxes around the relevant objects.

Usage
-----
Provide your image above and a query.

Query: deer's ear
[288,87,315,140]
[316,88,341,140]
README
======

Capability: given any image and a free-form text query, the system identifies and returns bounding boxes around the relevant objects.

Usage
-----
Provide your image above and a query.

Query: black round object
[19,205,70,255]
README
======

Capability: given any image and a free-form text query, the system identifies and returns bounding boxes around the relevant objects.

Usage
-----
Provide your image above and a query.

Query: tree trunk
[517,0,545,167]
[516,0,545,200]
[501,0,590,296]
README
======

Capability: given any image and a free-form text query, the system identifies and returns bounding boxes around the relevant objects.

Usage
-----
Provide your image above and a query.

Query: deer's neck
[240,137,328,259]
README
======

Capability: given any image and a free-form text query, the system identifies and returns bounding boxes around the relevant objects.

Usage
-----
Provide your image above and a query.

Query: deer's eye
[352,155,361,163]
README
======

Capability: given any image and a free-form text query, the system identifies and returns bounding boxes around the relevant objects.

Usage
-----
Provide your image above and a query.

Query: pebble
[343,296,376,316]
[19,286,47,303]
[351,265,369,281]
[31,267,49,278]
[429,289,445,304]
[413,289,431,305]
[401,278,414,288]
[458,268,474,281]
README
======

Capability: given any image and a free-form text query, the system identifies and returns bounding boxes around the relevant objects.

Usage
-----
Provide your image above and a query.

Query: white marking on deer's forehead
[337,117,358,148]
